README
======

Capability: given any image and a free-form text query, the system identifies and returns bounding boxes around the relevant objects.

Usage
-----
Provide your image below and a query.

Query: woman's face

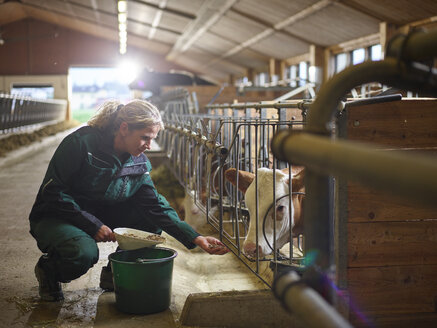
[117,123,160,157]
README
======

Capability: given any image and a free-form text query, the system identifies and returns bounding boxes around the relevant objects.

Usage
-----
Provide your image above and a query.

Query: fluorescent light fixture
[118,1,127,13]
[119,31,127,39]
[117,2,128,55]
[118,13,127,23]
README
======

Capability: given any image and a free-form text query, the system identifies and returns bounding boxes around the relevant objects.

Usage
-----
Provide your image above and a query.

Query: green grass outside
[72,109,95,123]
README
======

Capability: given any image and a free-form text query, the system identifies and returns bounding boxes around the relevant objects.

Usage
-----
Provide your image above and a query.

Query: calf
[225,167,304,258]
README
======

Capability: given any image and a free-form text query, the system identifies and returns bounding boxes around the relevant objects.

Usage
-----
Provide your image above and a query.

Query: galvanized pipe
[206,101,309,110]
[274,271,353,328]
[306,57,437,135]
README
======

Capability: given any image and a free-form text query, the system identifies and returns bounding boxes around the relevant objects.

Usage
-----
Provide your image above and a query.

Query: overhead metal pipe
[206,100,310,110]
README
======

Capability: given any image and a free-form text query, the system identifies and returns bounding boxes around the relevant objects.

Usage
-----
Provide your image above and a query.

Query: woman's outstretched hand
[94,225,116,242]
[193,236,230,255]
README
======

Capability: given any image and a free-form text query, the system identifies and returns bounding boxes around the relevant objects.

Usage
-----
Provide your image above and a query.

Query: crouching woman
[29,99,228,302]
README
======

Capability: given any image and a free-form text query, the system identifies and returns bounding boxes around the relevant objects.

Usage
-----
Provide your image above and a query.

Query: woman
[29,99,228,302]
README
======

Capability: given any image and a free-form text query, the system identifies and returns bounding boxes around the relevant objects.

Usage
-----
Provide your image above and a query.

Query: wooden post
[228,74,235,86]
[245,68,255,85]
[309,45,325,88]
[380,22,398,59]
[269,58,282,83]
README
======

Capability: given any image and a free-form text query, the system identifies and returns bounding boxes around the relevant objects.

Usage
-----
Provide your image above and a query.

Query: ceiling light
[118,1,127,13]
[118,13,127,23]
[117,1,128,55]
[119,22,126,32]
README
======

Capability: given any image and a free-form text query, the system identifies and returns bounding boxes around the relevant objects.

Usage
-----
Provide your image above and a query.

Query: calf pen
[157,95,309,282]
[0,94,67,134]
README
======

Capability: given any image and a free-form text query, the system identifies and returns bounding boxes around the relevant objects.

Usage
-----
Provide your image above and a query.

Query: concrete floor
[0,129,291,328]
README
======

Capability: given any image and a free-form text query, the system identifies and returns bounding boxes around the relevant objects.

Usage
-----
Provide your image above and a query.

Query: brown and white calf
[225,167,305,258]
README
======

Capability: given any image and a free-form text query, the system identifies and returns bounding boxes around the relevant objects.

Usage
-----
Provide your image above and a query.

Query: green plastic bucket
[109,246,178,314]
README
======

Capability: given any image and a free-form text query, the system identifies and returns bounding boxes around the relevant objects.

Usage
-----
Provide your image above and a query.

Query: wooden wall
[341,99,437,327]
[0,18,185,75]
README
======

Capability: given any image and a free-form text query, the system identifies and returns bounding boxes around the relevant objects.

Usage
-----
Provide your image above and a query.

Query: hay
[150,165,185,218]
[0,120,81,157]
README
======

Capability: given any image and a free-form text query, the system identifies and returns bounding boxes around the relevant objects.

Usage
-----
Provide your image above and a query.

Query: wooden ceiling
[1,0,437,83]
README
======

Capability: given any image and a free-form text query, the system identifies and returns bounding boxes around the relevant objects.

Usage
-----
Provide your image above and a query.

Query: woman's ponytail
[87,100,122,131]
[87,99,163,134]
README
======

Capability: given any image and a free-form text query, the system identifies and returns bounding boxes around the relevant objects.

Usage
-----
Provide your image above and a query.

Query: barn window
[288,65,297,87]
[352,48,365,65]
[335,53,348,73]
[11,84,54,99]
[298,61,309,86]
[255,72,269,86]
[370,44,382,61]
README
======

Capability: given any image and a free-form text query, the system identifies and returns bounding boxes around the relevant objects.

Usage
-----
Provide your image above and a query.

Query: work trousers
[30,195,158,283]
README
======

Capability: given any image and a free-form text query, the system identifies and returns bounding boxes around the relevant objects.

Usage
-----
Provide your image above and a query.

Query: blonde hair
[88,99,164,133]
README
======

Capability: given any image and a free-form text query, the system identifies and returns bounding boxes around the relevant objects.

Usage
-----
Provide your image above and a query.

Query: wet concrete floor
[0,129,268,328]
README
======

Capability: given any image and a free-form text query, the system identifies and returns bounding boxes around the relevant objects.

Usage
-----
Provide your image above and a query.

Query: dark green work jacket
[29,126,199,249]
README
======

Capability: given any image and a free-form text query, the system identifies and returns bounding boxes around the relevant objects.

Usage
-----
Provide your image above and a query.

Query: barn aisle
[0,130,277,328]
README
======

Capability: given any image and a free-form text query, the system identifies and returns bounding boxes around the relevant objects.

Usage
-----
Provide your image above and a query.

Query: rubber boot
[99,264,114,291]
[34,255,64,302]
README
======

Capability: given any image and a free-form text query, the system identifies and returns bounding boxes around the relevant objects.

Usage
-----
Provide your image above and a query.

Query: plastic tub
[109,247,178,314]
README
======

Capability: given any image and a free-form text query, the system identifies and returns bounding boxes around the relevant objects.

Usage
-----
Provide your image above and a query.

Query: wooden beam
[284,53,310,66]
[230,7,316,46]
[0,2,27,26]
[166,0,236,59]
[328,33,380,55]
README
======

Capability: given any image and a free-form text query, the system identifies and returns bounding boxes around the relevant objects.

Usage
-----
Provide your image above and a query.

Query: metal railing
[0,94,67,134]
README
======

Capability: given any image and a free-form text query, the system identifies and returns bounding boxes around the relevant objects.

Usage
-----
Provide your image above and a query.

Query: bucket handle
[136,258,155,263]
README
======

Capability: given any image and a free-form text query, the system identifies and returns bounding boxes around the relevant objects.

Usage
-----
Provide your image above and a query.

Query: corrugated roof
[1,0,437,83]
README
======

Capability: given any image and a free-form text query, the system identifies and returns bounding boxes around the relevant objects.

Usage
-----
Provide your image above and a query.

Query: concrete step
[179,289,300,328]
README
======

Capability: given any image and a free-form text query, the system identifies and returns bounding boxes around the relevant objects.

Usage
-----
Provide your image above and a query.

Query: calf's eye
[277,205,285,212]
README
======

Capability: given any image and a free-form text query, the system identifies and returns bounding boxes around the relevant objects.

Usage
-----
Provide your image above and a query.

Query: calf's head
[225,167,305,258]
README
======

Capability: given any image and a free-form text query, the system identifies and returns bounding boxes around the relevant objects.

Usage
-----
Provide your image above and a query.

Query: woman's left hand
[193,236,230,255]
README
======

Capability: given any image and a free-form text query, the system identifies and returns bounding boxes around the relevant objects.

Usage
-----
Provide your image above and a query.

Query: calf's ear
[284,169,305,192]
[281,166,304,176]
[291,169,305,191]
[225,168,255,193]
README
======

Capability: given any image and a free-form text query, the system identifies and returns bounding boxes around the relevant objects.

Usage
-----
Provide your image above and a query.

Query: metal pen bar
[206,101,311,111]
